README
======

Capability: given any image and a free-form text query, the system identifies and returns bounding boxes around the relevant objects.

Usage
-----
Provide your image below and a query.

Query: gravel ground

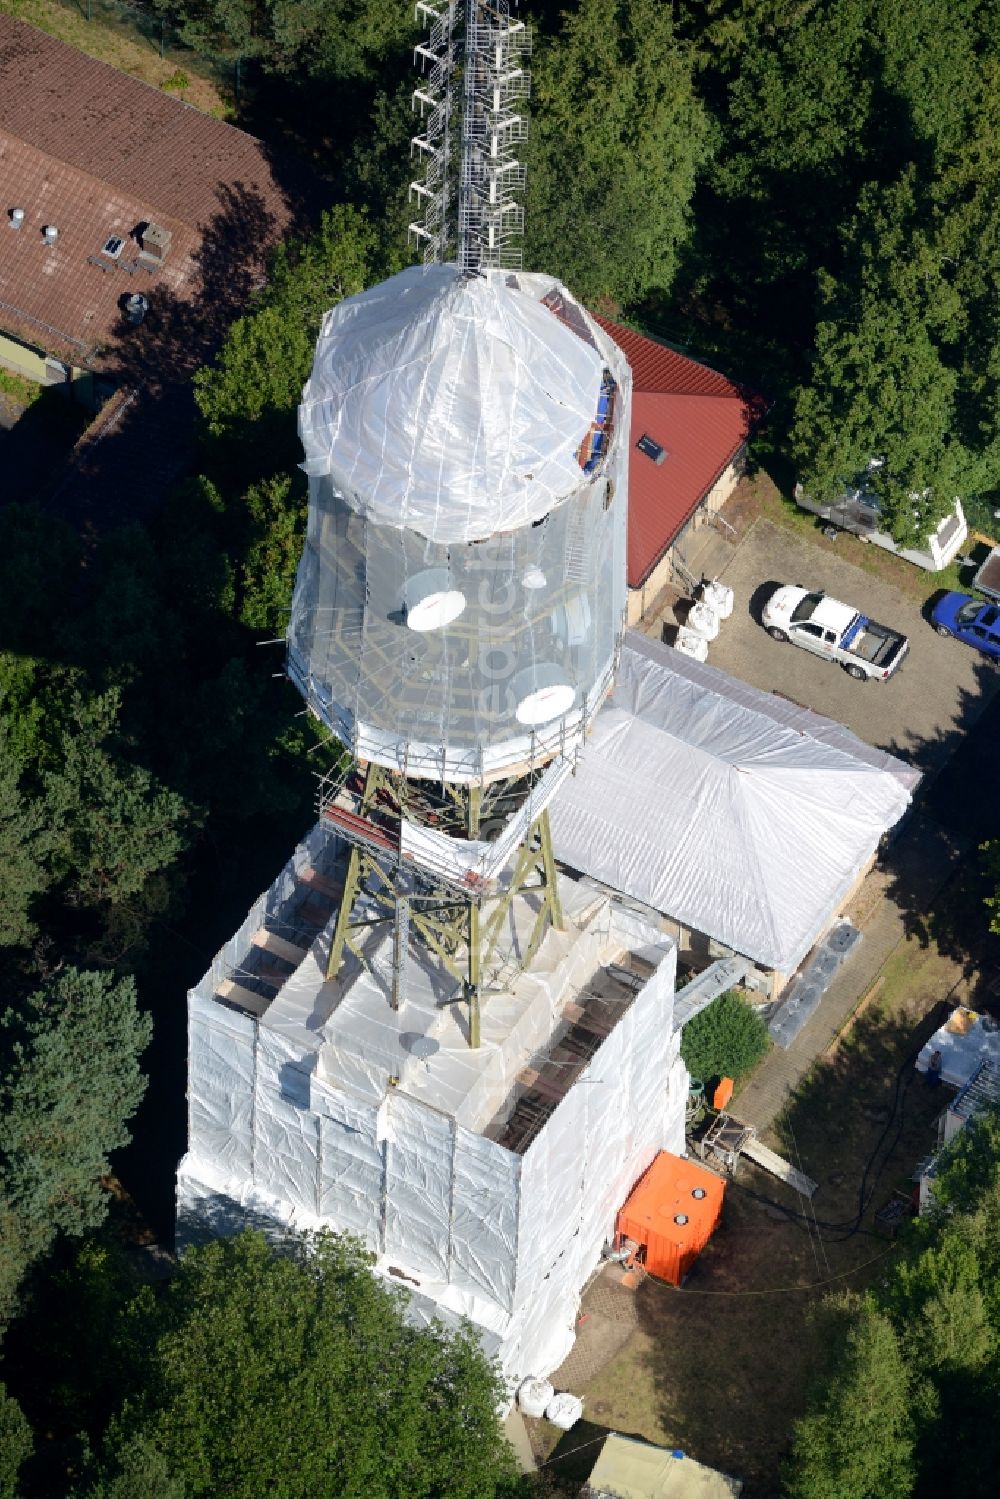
[689,517,1000,774]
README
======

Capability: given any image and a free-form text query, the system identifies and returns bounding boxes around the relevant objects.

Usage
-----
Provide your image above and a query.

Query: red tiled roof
[594,315,768,588]
[0,15,322,368]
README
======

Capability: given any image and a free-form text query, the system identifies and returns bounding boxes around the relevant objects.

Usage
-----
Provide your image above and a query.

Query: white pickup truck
[762,586,909,681]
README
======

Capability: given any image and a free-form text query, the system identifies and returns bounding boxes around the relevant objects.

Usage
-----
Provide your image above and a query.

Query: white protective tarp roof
[550,633,920,973]
[298,264,605,543]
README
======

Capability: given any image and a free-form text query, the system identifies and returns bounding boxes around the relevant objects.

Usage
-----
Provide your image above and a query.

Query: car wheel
[845,663,867,680]
[935,624,952,637]
[766,626,789,643]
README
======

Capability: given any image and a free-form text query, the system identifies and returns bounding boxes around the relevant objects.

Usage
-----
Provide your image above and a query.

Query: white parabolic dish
[406,590,467,631]
[515,682,576,726]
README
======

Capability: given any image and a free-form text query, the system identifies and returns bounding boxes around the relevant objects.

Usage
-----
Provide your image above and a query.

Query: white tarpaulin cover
[298,264,606,543]
[550,633,920,974]
[176,838,688,1387]
[916,1010,1000,1088]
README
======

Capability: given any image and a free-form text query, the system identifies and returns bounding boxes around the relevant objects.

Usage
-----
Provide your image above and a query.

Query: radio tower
[410,1,531,274]
[285,0,631,1046]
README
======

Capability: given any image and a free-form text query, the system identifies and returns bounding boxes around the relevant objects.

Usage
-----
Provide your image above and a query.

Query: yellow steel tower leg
[325,762,383,981]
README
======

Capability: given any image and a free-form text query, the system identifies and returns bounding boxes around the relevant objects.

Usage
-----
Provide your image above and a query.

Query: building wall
[0,330,49,382]
[626,456,744,625]
[0,329,107,410]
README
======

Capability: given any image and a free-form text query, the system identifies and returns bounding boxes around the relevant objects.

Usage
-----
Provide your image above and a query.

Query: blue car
[932,592,1000,659]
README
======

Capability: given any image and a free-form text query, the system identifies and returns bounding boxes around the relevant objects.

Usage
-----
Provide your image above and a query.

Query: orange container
[615,1151,724,1286]
[713,1076,734,1110]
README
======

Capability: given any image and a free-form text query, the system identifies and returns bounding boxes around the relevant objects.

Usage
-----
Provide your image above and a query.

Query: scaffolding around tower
[175,814,689,1389]
[288,263,631,1038]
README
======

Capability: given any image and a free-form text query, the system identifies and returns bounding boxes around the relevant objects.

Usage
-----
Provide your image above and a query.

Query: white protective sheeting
[176,833,686,1388]
[298,264,605,544]
[550,632,919,974]
[916,1011,1000,1088]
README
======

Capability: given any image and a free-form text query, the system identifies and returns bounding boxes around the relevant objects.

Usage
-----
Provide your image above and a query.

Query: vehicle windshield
[791,593,822,623]
[957,601,983,626]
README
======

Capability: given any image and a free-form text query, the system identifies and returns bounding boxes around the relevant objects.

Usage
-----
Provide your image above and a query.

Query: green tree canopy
[679,990,769,1085]
[0,1382,32,1499]
[99,1230,521,1499]
[790,172,970,542]
[0,717,52,949]
[526,0,710,305]
[784,1295,918,1499]
[0,969,151,1327]
[193,205,375,486]
[784,1105,1000,1498]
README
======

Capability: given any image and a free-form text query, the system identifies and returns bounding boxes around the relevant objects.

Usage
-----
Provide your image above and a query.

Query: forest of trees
[784,1106,1000,1499]
[2,1,1000,1493]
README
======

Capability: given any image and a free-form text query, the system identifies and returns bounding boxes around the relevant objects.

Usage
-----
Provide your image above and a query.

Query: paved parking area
[671,517,999,773]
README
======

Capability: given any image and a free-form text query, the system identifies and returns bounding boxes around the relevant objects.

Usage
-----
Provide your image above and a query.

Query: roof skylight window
[636,434,667,465]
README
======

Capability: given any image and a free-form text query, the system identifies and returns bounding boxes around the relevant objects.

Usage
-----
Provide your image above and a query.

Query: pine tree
[0,969,152,1327]
[784,1296,917,1499]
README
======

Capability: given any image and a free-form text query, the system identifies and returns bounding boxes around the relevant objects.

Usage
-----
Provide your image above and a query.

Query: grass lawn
[1,0,230,116]
[743,464,993,609]
[0,367,43,407]
[527,933,970,1497]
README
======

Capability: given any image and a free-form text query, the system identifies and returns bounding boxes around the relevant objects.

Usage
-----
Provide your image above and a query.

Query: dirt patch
[526,935,967,1496]
[720,471,767,539]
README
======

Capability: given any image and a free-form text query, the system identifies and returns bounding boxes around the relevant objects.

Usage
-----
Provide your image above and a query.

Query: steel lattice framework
[409,0,531,273]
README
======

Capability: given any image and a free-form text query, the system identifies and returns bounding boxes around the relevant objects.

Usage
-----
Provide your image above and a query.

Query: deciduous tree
[102,1230,522,1499]
[194,206,375,485]
[679,990,769,1085]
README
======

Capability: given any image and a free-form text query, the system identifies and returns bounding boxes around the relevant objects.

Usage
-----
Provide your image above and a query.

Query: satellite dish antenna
[511,664,576,726]
[404,569,467,631]
[400,1033,440,1072]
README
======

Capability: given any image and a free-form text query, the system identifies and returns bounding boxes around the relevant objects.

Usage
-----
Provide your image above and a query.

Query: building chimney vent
[124,292,149,326]
[9,207,24,229]
[42,224,59,245]
[139,222,172,264]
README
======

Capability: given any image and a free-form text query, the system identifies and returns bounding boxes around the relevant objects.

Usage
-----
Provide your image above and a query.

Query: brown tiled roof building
[0,13,321,373]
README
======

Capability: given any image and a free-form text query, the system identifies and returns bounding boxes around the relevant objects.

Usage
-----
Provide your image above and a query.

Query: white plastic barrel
[517,1377,554,1418]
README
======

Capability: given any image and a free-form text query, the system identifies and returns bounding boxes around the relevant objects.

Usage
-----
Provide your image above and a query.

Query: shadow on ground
[878,673,1000,994]
[576,997,955,1497]
[0,387,88,502]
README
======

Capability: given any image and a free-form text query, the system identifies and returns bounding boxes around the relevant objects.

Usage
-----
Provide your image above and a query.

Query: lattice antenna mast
[409,2,460,262]
[409,2,531,273]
